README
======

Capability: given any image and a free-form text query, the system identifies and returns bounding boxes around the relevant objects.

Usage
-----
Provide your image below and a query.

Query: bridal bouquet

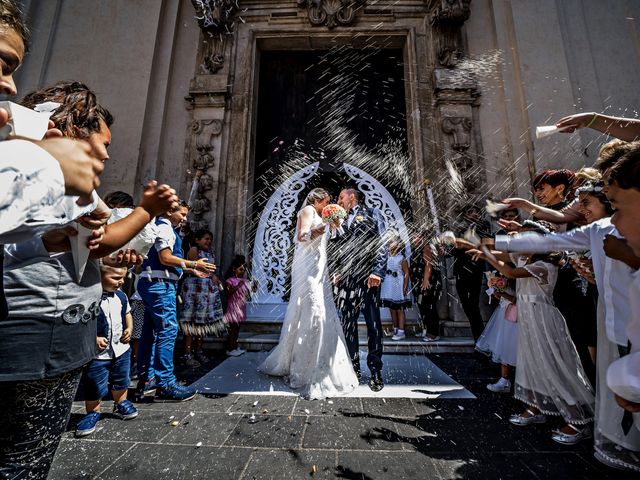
[486,271,508,296]
[322,203,347,238]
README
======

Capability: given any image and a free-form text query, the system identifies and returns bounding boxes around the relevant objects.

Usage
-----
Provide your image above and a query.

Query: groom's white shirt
[347,205,359,229]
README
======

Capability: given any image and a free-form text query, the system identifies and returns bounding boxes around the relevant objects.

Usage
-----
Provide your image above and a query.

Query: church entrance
[248,47,413,318]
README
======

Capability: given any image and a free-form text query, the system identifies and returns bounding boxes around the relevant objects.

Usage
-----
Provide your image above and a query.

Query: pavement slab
[49,353,639,479]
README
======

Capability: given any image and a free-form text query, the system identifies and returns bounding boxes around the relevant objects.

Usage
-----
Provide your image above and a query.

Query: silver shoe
[509,409,546,426]
[551,425,592,445]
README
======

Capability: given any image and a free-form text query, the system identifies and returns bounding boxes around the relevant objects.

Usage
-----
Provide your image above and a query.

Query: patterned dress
[224,276,249,325]
[179,250,225,336]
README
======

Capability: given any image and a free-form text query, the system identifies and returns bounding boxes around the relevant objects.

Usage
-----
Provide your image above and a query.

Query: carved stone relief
[429,0,472,26]
[188,119,223,230]
[191,1,242,74]
[297,0,366,29]
[441,116,472,152]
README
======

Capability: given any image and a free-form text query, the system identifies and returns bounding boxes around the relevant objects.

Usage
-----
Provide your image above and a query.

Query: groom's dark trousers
[340,280,383,375]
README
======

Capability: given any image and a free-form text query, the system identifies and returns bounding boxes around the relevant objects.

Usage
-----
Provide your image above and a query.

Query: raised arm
[502,197,582,224]
[556,112,640,142]
[467,248,532,279]
[90,182,177,257]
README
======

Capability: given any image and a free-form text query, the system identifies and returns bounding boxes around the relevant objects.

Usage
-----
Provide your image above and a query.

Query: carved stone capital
[191,0,240,35]
[298,0,366,29]
[441,116,472,152]
[429,0,472,27]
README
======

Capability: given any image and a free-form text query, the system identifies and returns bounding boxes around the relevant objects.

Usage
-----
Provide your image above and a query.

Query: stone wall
[16,0,640,260]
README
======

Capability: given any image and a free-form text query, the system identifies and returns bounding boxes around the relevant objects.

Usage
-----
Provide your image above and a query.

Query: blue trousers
[136,279,177,388]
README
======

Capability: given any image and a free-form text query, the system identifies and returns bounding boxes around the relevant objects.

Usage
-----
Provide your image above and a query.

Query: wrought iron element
[429,0,472,26]
[251,162,320,304]
[441,116,472,151]
[191,0,240,35]
[297,0,366,29]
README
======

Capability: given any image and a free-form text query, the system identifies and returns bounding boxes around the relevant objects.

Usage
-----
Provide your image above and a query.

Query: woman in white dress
[258,188,358,400]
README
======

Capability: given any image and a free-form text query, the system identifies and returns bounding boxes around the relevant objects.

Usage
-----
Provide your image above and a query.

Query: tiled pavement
[49,353,638,480]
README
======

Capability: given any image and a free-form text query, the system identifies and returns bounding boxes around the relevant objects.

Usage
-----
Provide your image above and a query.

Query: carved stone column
[185,1,241,243]
[426,0,483,220]
[424,0,483,332]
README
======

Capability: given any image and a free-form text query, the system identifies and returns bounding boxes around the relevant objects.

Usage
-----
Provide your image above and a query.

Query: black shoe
[369,371,384,392]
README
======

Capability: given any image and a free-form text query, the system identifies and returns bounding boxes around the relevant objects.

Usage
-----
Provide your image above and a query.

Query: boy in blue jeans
[136,201,215,401]
[76,266,137,436]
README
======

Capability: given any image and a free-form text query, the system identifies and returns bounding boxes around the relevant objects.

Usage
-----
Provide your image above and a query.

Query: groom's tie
[347,206,358,230]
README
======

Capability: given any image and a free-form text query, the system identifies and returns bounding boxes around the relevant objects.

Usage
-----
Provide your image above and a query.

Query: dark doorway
[253,48,408,208]
[249,48,409,290]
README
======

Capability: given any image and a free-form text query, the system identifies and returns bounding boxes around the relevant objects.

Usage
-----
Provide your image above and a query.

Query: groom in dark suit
[331,188,387,391]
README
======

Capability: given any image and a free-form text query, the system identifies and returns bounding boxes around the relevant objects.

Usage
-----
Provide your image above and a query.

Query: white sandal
[509,408,546,426]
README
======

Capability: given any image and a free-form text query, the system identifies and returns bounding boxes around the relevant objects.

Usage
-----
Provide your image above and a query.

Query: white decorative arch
[249,161,411,319]
[251,161,319,305]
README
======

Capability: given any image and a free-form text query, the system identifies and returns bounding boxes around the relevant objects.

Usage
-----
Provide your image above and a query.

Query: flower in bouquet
[322,203,347,238]
[321,203,347,225]
[486,271,508,299]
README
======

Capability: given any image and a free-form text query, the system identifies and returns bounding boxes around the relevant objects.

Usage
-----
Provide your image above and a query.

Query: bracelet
[191,261,197,269]
[530,208,537,217]
[586,113,598,129]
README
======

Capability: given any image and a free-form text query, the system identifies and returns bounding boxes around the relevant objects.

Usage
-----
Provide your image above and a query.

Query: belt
[517,294,552,305]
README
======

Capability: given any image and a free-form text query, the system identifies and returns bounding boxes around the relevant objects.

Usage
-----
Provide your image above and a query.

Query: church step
[233,318,473,338]
[201,333,475,354]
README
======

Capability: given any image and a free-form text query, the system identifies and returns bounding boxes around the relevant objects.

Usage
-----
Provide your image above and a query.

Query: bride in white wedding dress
[258,188,359,400]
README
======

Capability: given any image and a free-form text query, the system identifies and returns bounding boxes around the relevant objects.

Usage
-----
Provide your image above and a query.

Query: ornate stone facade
[297,0,366,29]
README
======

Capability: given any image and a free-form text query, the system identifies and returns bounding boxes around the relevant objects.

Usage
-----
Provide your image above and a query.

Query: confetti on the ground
[458,405,464,411]
[170,420,180,427]
[195,441,202,448]
[311,464,318,475]
[304,408,310,414]
[327,400,333,404]
[253,401,259,406]
[189,411,195,417]
[494,413,502,420]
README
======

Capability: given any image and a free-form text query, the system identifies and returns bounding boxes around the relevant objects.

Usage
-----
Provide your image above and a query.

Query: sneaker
[422,335,440,343]
[113,399,139,420]
[226,348,246,357]
[391,331,406,341]
[136,377,157,398]
[181,353,201,368]
[509,409,546,427]
[551,425,592,445]
[156,382,197,402]
[75,412,101,437]
[487,377,511,393]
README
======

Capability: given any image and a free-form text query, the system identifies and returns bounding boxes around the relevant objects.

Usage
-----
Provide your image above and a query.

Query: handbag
[504,303,518,323]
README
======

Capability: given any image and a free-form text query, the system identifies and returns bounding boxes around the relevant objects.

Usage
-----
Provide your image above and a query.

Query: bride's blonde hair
[304,187,330,206]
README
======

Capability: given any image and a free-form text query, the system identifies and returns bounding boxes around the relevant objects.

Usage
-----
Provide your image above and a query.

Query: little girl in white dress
[475,276,518,393]
[380,235,411,341]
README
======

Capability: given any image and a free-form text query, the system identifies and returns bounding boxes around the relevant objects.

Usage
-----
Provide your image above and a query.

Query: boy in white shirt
[75,265,137,437]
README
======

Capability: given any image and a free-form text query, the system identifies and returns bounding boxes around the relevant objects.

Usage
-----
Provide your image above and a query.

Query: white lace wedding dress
[258,205,358,400]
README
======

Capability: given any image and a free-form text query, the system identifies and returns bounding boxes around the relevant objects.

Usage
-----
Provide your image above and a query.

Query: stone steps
[202,331,475,354]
